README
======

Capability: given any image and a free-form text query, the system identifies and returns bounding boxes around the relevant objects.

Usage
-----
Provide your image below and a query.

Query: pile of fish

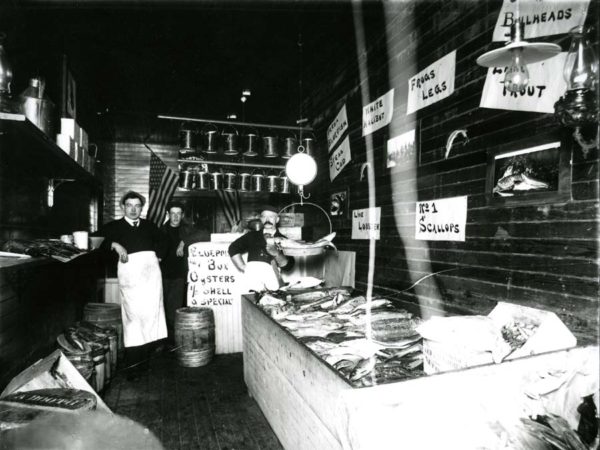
[271,232,337,254]
[1,239,85,262]
[257,287,424,387]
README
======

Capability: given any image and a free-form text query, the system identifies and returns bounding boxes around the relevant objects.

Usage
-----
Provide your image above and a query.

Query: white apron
[243,261,281,292]
[118,251,167,347]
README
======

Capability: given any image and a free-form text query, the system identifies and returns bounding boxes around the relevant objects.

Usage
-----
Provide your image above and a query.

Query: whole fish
[350,356,376,382]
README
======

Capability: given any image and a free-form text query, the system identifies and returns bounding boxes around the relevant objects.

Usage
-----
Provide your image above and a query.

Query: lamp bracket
[47,178,75,207]
[573,127,599,159]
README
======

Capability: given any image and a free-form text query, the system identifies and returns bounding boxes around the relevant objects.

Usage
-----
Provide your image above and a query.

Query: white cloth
[243,261,280,292]
[118,251,167,347]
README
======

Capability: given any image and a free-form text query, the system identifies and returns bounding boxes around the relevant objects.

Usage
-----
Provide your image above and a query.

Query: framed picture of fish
[485,136,571,206]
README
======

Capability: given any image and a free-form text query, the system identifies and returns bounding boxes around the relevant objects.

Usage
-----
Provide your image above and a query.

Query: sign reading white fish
[407,51,456,115]
[327,104,349,151]
[480,52,568,114]
[352,207,381,240]
[387,129,416,168]
[415,196,467,242]
[362,89,394,136]
[329,135,351,181]
[492,0,590,41]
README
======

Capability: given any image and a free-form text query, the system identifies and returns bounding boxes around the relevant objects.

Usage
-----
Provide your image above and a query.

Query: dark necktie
[133,221,139,227]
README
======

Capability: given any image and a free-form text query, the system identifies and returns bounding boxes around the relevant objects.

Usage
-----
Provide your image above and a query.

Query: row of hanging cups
[179,167,291,193]
[179,122,316,159]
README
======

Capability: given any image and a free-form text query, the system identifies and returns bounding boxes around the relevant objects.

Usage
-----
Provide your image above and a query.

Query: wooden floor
[103,351,283,450]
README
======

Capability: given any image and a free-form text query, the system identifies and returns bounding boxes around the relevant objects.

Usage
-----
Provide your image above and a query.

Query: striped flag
[147,152,179,225]
[216,189,242,230]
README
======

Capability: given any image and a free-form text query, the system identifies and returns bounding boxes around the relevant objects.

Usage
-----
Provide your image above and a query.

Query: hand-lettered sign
[480,52,567,113]
[407,51,456,115]
[352,207,381,240]
[387,129,416,168]
[492,0,590,41]
[329,135,351,181]
[415,196,467,242]
[362,89,394,136]
[327,104,349,151]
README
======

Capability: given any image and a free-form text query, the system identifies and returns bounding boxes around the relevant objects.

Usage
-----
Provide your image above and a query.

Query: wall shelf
[178,159,285,170]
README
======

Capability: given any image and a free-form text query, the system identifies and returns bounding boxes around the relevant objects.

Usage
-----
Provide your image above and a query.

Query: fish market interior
[0,0,598,448]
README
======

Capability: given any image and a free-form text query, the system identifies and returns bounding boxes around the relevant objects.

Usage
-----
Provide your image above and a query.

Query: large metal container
[20,77,55,137]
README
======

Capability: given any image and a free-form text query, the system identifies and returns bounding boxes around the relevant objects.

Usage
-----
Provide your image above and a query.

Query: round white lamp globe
[285,152,317,186]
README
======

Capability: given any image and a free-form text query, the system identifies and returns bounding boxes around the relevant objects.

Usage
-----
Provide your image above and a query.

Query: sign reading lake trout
[362,89,394,136]
[415,196,467,242]
[407,51,456,115]
[492,0,590,41]
[480,52,567,113]
[327,105,348,151]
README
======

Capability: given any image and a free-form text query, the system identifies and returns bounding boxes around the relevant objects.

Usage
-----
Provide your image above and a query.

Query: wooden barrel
[83,303,123,351]
[174,307,215,367]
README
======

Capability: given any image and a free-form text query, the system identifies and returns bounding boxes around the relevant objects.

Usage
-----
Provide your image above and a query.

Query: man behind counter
[160,201,209,346]
[228,205,294,292]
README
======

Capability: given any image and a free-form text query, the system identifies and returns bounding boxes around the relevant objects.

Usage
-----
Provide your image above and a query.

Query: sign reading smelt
[407,51,456,115]
[387,129,416,168]
[329,135,351,181]
[492,0,590,42]
[362,89,394,136]
[327,104,349,151]
[352,207,381,240]
[415,196,467,242]
[187,243,241,307]
[480,52,567,113]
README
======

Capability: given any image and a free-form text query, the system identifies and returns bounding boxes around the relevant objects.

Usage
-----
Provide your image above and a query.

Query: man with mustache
[228,205,294,292]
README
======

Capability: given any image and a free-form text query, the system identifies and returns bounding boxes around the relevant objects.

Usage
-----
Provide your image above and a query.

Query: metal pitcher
[20,77,55,137]
[242,127,259,157]
[263,132,279,158]
[267,174,279,193]
[211,171,223,190]
[201,123,219,154]
[282,132,297,159]
[224,171,237,191]
[222,125,239,156]
[197,170,210,190]
[238,172,251,192]
[251,172,265,192]
[301,132,316,156]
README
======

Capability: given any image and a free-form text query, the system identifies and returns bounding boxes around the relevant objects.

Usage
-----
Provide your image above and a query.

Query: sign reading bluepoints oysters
[480,53,567,114]
[327,104,349,151]
[362,89,394,136]
[415,196,467,241]
[352,207,381,240]
[407,51,456,115]
[329,135,351,181]
[492,0,590,41]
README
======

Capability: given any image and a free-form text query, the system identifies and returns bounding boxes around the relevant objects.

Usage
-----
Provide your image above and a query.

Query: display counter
[242,294,599,450]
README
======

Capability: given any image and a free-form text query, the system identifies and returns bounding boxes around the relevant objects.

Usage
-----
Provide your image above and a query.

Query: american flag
[147,152,179,225]
[216,189,242,230]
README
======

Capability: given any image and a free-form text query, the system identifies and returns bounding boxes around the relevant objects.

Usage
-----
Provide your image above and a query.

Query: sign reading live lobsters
[352,207,381,240]
[407,51,456,115]
[362,89,394,136]
[415,196,467,242]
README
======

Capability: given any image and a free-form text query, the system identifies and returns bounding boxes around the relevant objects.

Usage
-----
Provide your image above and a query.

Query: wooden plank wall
[304,0,599,344]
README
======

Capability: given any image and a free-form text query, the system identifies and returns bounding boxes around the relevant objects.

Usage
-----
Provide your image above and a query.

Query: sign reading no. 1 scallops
[329,135,351,181]
[362,89,394,137]
[327,105,349,151]
[415,196,467,242]
[407,51,456,115]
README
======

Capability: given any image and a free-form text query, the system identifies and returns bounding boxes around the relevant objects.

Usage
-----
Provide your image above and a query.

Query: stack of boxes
[56,118,95,175]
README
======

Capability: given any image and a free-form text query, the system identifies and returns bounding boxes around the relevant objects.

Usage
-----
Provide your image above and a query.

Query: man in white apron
[228,205,294,292]
[99,191,167,379]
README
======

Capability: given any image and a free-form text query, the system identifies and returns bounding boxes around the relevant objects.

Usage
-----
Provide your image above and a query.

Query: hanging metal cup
[282,131,297,159]
[197,169,210,190]
[251,171,265,192]
[263,131,279,158]
[211,170,223,190]
[201,123,219,154]
[279,170,291,194]
[223,171,237,191]
[242,127,260,157]
[222,125,239,156]
[267,173,279,193]
[238,172,251,192]
[301,132,316,156]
